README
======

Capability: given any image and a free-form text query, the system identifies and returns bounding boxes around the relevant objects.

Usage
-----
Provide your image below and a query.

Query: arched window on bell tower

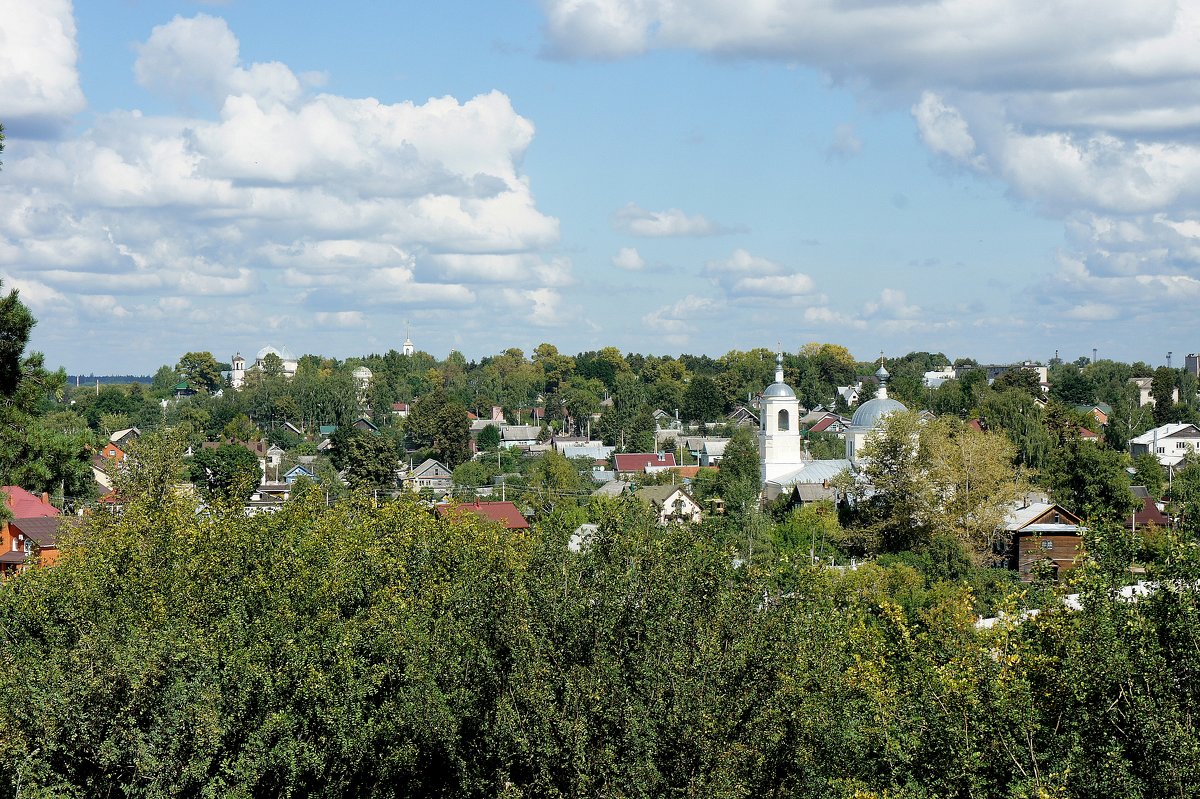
[777,409,789,431]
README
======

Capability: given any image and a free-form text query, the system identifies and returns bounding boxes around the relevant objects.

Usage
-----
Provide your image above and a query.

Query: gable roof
[109,427,140,446]
[1126,495,1168,530]
[502,425,541,441]
[728,406,759,425]
[283,464,315,477]
[1130,423,1200,445]
[436,501,530,529]
[592,480,627,497]
[808,415,847,433]
[635,484,697,508]
[10,516,74,547]
[3,487,59,518]
[1002,502,1082,532]
[412,458,451,478]
[613,453,677,472]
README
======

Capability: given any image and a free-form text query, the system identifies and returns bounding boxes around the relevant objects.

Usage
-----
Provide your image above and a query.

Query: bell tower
[759,352,804,484]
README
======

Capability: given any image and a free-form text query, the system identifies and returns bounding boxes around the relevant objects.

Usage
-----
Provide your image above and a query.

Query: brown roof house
[1125,486,1169,531]
[1000,501,1084,580]
[436,500,530,530]
[613,452,677,477]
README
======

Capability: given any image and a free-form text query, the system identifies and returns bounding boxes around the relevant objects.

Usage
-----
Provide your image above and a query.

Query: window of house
[1041,540,1054,550]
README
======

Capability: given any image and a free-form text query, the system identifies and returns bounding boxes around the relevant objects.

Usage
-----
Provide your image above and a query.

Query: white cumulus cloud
[0,10,571,365]
[612,246,646,271]
[613,202,725,237]
[704,249,819,302]
[0,0,85,136]
[643,294,721,344]
[541,0,1200,333]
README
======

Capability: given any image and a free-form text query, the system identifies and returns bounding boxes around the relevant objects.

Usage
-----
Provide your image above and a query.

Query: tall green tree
[1169,455,1200,533]
[0,281,93,500]
[978,388,1053,469]
[407,387,470,466]
[681,374,726,422]
[330,427,399,489]
[188,444,261,503]
[476,423,501,451]
[176,351,223,393]
[835,410,934,553]
[0,280,35,396]
[1043,439,1138,523]
[1132,452,1167,499]
[150,364,180,395]
[991,366,1043,398]
[598,371,654,452]
[1152,366,1178,425]
[924,416,1025,557]
[716,425,760,514]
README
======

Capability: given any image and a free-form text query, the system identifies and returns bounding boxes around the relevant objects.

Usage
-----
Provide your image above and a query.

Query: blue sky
[2,0,1197,373]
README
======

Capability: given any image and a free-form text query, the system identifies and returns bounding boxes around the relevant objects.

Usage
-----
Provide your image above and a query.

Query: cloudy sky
[2,0,1197,373]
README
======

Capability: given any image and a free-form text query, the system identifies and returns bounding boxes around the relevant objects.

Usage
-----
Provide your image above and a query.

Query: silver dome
[762,382,796,399]
[850,396,906,429]
[256,345,297,362]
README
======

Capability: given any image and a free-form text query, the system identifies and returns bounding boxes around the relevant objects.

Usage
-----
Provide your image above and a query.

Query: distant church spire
[874,352,889,400]
[402,321,414,357]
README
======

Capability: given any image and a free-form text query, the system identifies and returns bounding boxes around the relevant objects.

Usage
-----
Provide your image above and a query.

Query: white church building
[760,354,906,502]
[230,346,300,389]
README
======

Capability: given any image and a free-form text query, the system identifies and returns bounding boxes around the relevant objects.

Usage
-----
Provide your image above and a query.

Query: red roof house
[4,486,60,519]
[2,487,64,572]
[435,500,530,530]
[613,453,677,474]
[807,414,848,434]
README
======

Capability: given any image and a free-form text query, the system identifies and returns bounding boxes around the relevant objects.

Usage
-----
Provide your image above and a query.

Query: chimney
[42,492,50,506]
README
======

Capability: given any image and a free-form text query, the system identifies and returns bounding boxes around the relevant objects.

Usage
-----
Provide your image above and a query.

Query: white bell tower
[230,352,246,390]
[402,322,415,357]
[759,352,804,484]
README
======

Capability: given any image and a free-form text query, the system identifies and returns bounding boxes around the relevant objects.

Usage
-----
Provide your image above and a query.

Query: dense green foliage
[1,442,1198,798]
[188,443,262,502]
[476,423,501,451]
[1044,439,1139,524]
[406,387,470,467]
[0,281,93,503]
[330,427,402,489]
